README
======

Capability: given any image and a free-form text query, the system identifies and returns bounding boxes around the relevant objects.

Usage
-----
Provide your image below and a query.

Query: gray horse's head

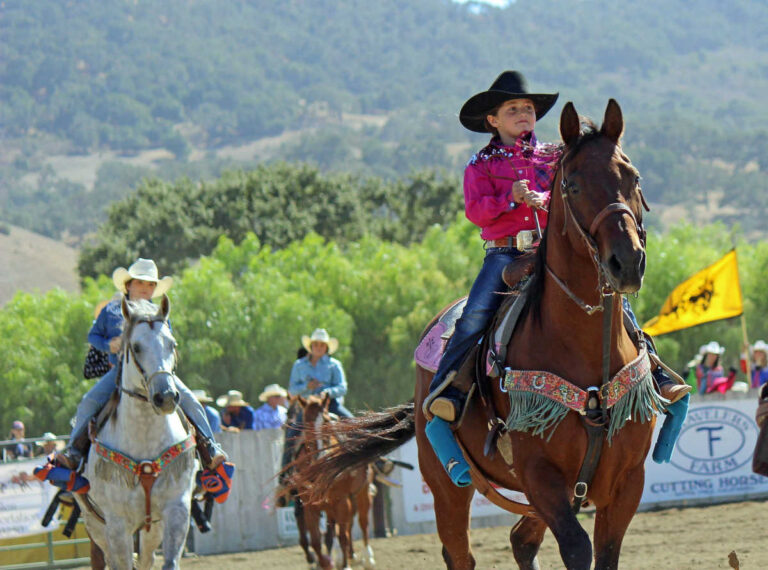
[121,295,179,414]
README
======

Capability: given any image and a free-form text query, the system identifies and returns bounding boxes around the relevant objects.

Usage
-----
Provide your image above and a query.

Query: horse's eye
[635,176,642,186]
[132,343,141,354]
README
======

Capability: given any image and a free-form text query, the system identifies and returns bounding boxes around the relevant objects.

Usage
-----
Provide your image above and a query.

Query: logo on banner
[671,406,758,475]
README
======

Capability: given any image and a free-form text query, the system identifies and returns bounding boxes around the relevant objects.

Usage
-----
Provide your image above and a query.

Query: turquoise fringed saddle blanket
[502,349,666,442]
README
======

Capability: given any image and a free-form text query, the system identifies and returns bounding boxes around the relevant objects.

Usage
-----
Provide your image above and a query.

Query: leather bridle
[545,150,647,315]
[121,316,178,407]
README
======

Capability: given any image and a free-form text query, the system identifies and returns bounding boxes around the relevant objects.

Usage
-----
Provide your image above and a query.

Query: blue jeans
[69,366,216,443]
[429,247,522,397]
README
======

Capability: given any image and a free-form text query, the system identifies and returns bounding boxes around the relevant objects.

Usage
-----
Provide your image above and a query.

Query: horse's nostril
[153,393,165,408]
[173,392,180,404]
[609,254,622,275]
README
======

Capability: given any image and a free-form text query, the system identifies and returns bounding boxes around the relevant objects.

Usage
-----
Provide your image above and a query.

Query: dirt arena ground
[178,499,768,569]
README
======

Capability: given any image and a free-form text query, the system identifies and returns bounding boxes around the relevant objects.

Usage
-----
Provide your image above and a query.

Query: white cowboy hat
[192,389,214,404]
[753,340,768,354]
[702,341,726,355]
[216,390,251,408]
[259,383,288,402]
[35,432,65,450]
[112,258,173,298]
[301,328,339,355]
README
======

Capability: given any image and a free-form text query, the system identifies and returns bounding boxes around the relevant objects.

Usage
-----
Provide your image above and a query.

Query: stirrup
[428,397,459,422]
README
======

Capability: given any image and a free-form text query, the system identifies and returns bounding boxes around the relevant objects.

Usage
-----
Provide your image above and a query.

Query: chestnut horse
[288,394,376,570]
[292,100,663,569]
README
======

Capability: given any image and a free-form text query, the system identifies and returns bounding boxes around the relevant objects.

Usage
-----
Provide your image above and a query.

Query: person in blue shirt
[57,258,227,471]
[253,384,289,431]
[193,389,221,434]
[280,328,353,484]
[289,328,352,418]
[217,390,257,431]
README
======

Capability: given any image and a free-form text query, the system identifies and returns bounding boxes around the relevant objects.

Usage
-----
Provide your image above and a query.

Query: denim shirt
[88,299,124,366]
[289,355,347,402]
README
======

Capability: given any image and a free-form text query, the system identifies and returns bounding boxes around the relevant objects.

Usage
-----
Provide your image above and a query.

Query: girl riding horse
[423,70,690,428]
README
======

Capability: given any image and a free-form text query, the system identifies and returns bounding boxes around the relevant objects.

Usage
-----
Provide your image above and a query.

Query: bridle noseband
[546,150,647,315]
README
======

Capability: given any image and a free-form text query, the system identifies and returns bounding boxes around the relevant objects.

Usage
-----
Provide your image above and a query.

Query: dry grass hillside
[0,225,79,306]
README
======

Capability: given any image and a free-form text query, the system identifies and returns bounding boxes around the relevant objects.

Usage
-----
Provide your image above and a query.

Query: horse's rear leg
[593,463,645,570]
[355,481,376,569]
[509,516,547,570]
[431,479,475,569]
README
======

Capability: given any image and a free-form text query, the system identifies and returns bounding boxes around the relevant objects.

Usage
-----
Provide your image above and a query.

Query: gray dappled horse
[74,296,196,570]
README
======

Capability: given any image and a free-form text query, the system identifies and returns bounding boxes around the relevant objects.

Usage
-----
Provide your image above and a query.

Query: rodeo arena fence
[3,389,768,568]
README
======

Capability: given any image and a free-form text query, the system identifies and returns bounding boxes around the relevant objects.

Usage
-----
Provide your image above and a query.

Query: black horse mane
[519,119,599,326]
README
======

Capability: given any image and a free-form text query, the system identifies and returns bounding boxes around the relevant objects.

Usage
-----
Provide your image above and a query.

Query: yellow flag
[643,250,743,336]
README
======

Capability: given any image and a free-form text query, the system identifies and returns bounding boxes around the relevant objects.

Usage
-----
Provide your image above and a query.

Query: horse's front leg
[104,517,134,570]
[305,505,333,569]
[593,462,645,570]
[159,502,191,570]
[137,521,163,570]
[294,497,317,565]
[524,462,592,570]
[356,481,376,569]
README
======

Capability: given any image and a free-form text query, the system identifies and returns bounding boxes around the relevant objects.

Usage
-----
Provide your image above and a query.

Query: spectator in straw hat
[696,341,727,394]
[35,432,65,457]
[217,390,256,431]
[289,328,352,418]
[253,384,289,431]
[58,258,227,471]
[193,389,221,434]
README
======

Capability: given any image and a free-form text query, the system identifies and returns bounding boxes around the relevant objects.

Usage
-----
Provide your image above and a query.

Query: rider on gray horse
[57,258,227,471]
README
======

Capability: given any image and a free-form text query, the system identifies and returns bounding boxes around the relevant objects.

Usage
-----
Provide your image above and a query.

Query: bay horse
[291,100,663,569]
[74,296,197,570]
[287,394,376,570]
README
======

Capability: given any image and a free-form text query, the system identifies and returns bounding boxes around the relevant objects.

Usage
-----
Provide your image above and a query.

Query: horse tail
[291,402,415,497]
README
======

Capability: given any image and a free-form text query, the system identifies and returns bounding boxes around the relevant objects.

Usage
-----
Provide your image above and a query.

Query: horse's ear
[121,294,131,320]
[297,395,307,408]
[159,294,171,320]
[322,392,331,410]
[601,99,624,143]
[560,102,580,147]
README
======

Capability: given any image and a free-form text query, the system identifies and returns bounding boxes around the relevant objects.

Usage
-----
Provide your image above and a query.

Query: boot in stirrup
[197,436,227,470]
[423,372,465,422]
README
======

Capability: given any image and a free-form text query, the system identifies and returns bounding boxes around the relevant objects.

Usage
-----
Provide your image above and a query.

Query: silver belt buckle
[516,230,534,252]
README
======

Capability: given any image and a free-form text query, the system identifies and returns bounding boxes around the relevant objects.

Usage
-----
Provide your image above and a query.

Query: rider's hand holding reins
[512,179,545,209]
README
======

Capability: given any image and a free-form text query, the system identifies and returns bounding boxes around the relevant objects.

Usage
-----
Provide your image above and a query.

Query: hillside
[1,0,767,272]
[0,225,79,305]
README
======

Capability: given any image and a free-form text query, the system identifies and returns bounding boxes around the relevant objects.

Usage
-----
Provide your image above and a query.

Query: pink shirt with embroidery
[464,133,562,240]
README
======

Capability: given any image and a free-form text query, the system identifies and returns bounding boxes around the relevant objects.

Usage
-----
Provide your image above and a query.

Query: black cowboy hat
[459,70,559,133]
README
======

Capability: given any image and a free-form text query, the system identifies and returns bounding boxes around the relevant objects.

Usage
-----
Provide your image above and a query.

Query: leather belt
[490,236,517,249]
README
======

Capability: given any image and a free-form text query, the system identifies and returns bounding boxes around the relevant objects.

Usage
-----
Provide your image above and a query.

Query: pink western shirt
[463,133,562,241]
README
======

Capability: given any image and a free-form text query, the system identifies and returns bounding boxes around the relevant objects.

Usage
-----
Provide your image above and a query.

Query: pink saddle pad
[414,322,447,373]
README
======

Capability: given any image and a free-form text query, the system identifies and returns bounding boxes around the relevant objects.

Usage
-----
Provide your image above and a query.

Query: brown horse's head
[557,99,647,293]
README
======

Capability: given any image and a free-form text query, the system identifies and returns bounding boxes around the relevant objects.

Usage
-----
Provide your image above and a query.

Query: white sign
[397,438,527,523]
[642,399,768,504]
[0,458,59,538]
[276,506,326,539]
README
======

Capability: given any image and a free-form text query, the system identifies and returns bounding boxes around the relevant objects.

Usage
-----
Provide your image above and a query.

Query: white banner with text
[0,457,58,539]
